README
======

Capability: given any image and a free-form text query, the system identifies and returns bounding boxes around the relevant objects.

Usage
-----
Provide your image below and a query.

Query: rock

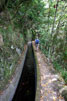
[51,78,57,82]
[10,64,13,70]
[11,45,14,49]
[16,48,21,56]
[0,34,4,46]
[59,86,67,94]
[59,86,67,100]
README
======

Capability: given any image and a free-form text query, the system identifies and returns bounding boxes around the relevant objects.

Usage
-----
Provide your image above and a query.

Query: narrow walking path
[34,44,65,101]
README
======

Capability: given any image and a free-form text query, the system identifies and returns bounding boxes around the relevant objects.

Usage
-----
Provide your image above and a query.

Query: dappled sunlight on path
[36,51,65,101]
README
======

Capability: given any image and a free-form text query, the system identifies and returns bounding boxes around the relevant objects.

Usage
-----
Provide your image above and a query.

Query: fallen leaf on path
[53,96,56,101]
[48,90,53,93]
[40,95,44,99]
[42,83,48,87]
[9,80,12,83]
[45,92,48,96]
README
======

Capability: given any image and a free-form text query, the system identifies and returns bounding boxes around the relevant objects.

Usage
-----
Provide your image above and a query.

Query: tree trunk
[51,0,59,35]
[48,4,50,32]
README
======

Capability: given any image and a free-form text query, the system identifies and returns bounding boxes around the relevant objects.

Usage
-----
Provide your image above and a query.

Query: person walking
[35,37,39,51]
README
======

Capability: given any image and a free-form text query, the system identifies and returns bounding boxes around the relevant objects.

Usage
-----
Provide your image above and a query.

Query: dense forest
[0,0,67,91]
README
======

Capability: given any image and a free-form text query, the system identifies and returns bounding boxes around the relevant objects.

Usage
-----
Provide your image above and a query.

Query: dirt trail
[35,49,65,101]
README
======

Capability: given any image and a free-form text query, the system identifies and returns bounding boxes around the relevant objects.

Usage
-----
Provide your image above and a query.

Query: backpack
[35,39,39,44]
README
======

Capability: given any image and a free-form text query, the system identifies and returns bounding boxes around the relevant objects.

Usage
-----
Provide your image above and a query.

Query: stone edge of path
[40,51,67,100]
[0,46,28,101]
[32,41,67,101]
[32,41,41,101]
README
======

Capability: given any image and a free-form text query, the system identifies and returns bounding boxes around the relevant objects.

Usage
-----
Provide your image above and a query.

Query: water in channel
[12,44,36,101]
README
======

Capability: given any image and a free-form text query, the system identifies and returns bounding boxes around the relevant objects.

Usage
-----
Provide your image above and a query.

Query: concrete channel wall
[0,46,28,101]
[32,41,41,101]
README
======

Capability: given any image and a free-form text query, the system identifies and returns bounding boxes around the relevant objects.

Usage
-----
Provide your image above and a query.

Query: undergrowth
[53,61,67,84]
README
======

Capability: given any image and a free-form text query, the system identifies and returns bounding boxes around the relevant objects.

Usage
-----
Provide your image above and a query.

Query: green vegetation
[38,0,67,84]
[53,61,67,84]
[0,0,44,90]
[0,0,67,90]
